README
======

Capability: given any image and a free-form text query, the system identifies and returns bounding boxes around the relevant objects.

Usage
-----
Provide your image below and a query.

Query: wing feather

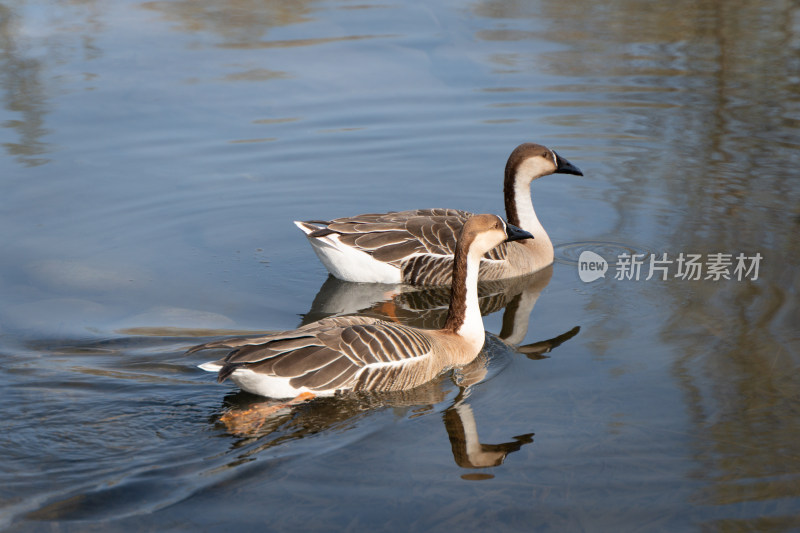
[270,345,342,377]
[223,344,282,364]
[263,336,321,352]
[371,240,425,262]
[289,356,358,390]
[353,231,413,249]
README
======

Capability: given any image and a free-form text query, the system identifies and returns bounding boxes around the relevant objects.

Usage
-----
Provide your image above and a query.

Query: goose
[189,214,533,400]
[294,143,582,285]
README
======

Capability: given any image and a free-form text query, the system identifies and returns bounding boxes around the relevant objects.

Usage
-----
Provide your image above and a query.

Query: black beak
[505,222,534,243]
[553,151,583,176]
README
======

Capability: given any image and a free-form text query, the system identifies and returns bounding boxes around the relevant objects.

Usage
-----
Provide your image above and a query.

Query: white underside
[198,350,436,398]
[198,362,335,398]
[295,221,402,283]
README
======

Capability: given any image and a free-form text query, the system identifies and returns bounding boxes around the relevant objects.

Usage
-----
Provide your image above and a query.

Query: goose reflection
[301,265,579,358]
[207,267,579,473]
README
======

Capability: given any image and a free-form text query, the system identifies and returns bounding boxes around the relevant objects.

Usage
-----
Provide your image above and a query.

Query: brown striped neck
[443,231,471,333]
[503,157,523,227]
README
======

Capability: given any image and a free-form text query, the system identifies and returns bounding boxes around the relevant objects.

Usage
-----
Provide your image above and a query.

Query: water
[1,0,799,530]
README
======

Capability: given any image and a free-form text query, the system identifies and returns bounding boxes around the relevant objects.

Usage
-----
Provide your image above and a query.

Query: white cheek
[470,230,505,258]
[517,157,555,179]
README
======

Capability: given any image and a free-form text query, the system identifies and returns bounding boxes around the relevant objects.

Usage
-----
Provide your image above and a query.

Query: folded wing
[190,315,439,393]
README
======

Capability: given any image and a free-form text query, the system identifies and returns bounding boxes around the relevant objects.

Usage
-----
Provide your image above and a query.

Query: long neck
[504,169,553,254]
[443,243,484,346]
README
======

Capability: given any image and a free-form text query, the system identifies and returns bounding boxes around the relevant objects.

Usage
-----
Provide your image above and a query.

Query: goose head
[460,214,534,260]
[505,143,583,186]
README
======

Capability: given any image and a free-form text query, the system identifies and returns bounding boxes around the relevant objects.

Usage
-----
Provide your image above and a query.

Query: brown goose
[294,143,582,285]
[190,214,533,398]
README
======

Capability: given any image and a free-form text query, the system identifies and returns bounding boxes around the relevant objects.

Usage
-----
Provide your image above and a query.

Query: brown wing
[190,316,436,393]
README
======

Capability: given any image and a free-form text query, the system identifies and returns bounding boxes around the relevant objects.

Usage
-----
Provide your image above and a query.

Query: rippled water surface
[1,0,799,531]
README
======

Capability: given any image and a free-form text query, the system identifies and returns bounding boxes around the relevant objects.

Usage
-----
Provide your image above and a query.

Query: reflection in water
[593,4,799,527]
[445,402,532,472]
[143,0,394,52]
[304,266,548,328]
[0,4,50,166]
[302,266,580,356]
[470,0,800,526]
[0,1,105,167]
[303,266,580,356]
[141,0,318,44]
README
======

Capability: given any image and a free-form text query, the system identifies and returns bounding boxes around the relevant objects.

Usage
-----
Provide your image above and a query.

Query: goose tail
[294,220,331,236]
